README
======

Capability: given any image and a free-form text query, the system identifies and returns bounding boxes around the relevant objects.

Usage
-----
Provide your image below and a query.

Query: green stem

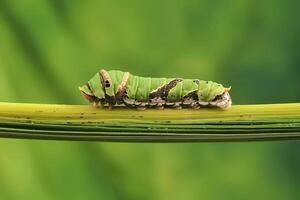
[0,102,299,142]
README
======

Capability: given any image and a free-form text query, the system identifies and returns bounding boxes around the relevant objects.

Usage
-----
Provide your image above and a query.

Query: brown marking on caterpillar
[80,88,98,103]
[123,96,135,105]
[115,72,130,104]
[149,79,182,100]
[183,91,198,101]
[149,79,182,106]
[182,91,199,107]
[193,79,200,84]
[212,94,223,101]
[100,69,111,88]
[123,99,135,108]
[99,70,116,106]
[149,97,165,106]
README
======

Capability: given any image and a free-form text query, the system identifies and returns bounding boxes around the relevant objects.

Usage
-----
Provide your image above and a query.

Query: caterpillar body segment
[79,69,232,110]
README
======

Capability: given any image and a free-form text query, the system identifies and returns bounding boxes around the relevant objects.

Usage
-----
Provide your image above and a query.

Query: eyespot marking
[105,80,110,87]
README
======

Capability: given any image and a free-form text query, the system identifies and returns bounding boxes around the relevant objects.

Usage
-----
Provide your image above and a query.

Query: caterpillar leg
[137,106,146,111]
[166,102,181,109]
[182,91,200,109]
[92,102,98,108]
[92,101,103,108]
[190,103,200,109]
[124,102,135,109]
[174,105,182,110]
[135,101,148,111]
[156,105,164,110]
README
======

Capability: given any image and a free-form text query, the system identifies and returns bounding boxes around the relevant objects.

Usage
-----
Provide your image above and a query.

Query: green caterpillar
[79,69,232,110]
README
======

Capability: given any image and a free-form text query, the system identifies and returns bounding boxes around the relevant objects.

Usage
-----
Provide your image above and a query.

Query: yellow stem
[0,102,299,142]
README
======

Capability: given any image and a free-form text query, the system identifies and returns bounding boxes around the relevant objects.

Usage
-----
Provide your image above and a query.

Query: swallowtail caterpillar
[79,69,232,110]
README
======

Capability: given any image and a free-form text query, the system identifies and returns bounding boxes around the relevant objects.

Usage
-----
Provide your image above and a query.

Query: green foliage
[0,0,300,199]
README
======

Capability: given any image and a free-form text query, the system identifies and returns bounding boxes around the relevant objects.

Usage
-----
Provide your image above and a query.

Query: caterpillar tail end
[216,91,232,110]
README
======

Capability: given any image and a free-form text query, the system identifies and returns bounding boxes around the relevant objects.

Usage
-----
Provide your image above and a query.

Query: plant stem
[0,102,299,142]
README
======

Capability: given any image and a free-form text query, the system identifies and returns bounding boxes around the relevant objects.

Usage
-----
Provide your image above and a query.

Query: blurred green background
[0,0,300,199]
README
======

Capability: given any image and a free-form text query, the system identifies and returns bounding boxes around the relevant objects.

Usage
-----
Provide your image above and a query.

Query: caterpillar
[79,69,232,110]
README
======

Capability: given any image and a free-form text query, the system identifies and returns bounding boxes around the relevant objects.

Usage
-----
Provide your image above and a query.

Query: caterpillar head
[79,84,97,103]
[79,73,106,103]
[198,81,232,109]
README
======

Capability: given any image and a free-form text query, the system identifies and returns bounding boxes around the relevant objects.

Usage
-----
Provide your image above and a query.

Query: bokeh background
[0,0,300,199]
